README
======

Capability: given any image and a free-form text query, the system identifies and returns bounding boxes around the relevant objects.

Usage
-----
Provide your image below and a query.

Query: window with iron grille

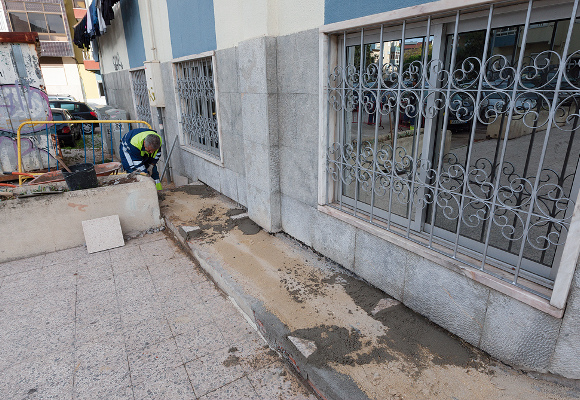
[174,56,220,158]
[324,0,580,299]
[130,68,152,126]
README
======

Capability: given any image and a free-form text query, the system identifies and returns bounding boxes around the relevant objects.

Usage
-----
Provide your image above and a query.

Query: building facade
[96,0,580,379]
[0,0,104,103]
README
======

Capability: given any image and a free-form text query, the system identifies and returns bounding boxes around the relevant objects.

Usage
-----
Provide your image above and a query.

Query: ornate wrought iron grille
[325,0,580,297]
[130,69,152,125]
[175,57,219,157]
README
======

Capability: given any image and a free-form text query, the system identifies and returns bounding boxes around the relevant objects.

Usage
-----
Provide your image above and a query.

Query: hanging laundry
[73,15,91,50]
[96,0,106,35]
[101,0,118,26]
[88,0,101,38]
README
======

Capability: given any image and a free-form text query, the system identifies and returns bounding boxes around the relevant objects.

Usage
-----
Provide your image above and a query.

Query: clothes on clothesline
[73,0,120,50]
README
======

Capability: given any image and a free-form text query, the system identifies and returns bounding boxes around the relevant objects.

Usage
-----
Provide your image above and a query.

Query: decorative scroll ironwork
[325,1,580,292]
[175,58,219,157]
[130,69,152,125]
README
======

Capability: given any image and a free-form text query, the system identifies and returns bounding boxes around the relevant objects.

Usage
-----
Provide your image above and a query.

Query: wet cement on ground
[160,183,580,400]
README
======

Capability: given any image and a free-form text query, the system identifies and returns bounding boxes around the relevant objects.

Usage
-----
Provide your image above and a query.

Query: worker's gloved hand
[156,182,163,191]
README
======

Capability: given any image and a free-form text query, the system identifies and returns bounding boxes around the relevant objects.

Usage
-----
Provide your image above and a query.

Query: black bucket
[63,163,99,191]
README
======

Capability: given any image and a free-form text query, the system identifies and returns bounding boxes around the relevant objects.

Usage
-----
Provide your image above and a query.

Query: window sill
[180,145,224,167]
[318,204,565,318]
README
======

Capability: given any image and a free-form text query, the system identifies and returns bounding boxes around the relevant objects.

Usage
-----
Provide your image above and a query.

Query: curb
[163,216,368,400]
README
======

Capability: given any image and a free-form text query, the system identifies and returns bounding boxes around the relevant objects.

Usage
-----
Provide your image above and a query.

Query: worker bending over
[120,128,163,190]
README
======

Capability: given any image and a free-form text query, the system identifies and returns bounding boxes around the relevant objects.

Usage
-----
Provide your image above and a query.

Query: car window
[60,103,75,111]
[52,113,64,121]
[49,102,58,108]
[77,104,90,112]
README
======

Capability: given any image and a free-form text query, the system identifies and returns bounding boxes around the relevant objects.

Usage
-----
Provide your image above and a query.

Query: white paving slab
[82,215,125,254]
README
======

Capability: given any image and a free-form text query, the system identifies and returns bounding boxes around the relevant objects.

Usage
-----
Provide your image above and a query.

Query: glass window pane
[9,12,29,32]
[52,113,64,121]
[61,104,75,111]
[28,13,48,33]
[46,14,65,34]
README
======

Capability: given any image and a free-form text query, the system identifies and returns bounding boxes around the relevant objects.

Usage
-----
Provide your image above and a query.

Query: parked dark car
[50,108,82,147]
[48,100,98,134]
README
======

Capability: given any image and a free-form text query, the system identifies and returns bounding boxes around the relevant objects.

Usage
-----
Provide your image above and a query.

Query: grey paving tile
[142,243,180,269]
[1,322,75,367]
[184,345,247,397]
[202,295,239,320]
[76,278,117,305]
[75,309,123,346]
[110,246,147,275]
[132,365,195,400]
[127,338,183,386]
[215,312,263,345]
[166,305,216,335]
[248,361,317,400]
[0,352,73,400]
[0,253,46,277]
[74,338,129,397]
[122,316,174,352]
[235,337,279,372]
[119,299,164,327]
[74,384,133,400]
[44,246,100,266]
[200,376,261,400]
[193,279,222,301]
[157,283,204,314]
[76,262,114,285]
[175,322,230,363]
[1,266,44,291]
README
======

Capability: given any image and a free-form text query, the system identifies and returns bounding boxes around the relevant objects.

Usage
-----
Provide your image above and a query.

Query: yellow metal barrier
[16,120,152,185]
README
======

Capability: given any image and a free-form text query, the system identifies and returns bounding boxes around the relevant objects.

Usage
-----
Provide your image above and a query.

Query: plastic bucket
[63,163,99,191]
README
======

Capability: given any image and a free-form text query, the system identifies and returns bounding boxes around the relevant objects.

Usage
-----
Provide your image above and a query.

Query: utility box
[144,60,165,107]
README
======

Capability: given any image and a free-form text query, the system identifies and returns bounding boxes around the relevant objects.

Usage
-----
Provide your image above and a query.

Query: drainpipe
[146,0,172,183]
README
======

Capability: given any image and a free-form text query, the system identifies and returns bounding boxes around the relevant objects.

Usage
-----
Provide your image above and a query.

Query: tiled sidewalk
[0,232,316,400]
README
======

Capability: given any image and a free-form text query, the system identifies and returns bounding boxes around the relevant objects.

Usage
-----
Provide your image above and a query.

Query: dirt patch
[223,354,240,367]
[175,184,217,198]
[375,304,487,372]
[236,218,260,235]
[289,325,378,368]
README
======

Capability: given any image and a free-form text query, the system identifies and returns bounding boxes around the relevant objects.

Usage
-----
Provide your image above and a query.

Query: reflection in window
[46,14,65,34]
[28,12,48,33]
[9,12,29,31]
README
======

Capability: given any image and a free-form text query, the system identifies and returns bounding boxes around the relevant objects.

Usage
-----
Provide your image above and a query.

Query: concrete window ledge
[0,175,162,263]
[318,205,565,319]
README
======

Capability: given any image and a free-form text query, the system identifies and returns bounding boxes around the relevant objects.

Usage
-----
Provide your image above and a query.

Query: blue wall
[121,0,146,69]
[167,0,217,58]
[325,0,437,24]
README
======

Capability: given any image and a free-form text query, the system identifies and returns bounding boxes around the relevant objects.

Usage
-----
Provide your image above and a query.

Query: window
[174,56,220,158]
[130,68,152,126]
[6,1,67,42]
[324,0,580,300]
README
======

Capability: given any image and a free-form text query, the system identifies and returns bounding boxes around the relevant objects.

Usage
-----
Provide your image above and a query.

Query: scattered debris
[371,298,401,315]
[288,336,317,358]
[178,225,203,241]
